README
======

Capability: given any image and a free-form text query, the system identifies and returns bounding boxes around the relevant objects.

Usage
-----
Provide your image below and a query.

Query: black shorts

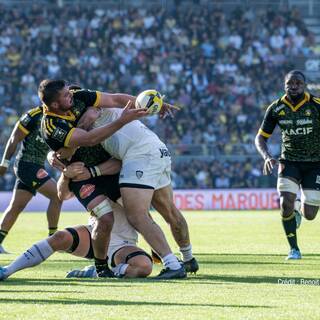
[69,173,121,210]
[14,161,51,196]
[278,159,320,190]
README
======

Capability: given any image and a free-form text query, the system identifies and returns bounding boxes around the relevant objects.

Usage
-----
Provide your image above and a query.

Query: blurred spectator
[0,3,317,189]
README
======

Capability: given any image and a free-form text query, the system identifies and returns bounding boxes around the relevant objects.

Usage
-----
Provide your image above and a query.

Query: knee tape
[91,200,112,219]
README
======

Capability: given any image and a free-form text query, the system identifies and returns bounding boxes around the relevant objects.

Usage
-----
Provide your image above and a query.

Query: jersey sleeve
[72,89,102,108]
[42,117,76,151]
[258,104,277,138]
[18,108,41,135]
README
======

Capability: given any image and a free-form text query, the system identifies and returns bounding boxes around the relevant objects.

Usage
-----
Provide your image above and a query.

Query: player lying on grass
[0,164,153,281]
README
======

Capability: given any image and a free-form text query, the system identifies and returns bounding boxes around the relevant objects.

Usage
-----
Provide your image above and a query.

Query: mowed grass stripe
[0,211,320,320]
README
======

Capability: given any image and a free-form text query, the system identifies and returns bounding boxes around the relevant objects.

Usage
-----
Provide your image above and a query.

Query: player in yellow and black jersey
[255,70,320,260]
[38,79,148,277]
[0,106,62,253]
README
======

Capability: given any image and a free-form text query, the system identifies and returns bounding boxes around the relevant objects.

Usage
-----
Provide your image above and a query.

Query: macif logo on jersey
[284,127,313,135]
[136,171,143,179]
[36,169,49,179]
[80,184,95,199]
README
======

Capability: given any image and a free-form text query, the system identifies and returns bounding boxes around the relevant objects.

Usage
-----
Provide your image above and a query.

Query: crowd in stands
[0,2,317,190]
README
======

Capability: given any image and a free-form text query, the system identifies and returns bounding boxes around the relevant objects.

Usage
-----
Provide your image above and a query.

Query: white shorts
[119,147,171,190]
[107,240,137,264]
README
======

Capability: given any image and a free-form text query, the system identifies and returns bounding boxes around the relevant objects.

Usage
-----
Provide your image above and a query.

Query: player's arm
[97,92,180,118]
[66,101,147,149]
[254,104,278,175]
[69,158,121,182]
[0,122,28,175]
[57,173,74,201]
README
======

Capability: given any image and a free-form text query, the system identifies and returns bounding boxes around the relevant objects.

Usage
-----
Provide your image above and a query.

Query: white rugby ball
[135,89,163,115]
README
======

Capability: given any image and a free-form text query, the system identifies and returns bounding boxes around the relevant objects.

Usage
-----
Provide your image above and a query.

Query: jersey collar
[281,92,310,112]
[43,104,76,121]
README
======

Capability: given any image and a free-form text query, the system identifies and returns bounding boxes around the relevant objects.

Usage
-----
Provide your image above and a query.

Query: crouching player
[0,197,153,280]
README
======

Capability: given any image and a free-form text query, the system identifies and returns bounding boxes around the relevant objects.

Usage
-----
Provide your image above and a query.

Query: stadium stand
[0,1,319,190]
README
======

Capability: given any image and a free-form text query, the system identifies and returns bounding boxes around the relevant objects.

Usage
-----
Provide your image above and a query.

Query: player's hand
[56,147,77,160]
[119,100,149,124]
[263,157,278,175]
[0,166,7,176]
[71,167,91,181]
[159,97,180,119]
[47,151,66,171]
[63,162,85,179]
[77,107,102,130]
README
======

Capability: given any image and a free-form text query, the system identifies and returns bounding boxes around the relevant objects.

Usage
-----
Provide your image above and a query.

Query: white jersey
[93,108,165,160]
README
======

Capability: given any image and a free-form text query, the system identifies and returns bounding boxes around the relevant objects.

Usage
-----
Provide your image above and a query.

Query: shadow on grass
[0,289,84,294]
[0,297,273,309]
[195,253,320,266]
[0,278,142,288]
[192,274,319,285]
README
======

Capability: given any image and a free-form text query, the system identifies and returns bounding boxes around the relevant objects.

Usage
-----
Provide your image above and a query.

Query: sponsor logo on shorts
[136,171,143,179]
[159,148,171,158]
[80,184,95,199]
[36,169,49,179]
[316,176,320,185]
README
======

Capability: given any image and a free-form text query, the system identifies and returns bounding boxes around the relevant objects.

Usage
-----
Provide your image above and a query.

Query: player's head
[284,70,306,99]
[38,79,73,112]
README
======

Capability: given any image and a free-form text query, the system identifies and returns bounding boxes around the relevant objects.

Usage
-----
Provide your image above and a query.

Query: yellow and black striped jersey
[41,89,100,151]
[258,93,320,161]
[16,106,49,165]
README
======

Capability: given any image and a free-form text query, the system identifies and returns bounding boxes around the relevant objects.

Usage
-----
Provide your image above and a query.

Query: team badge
[36,169,49,179]
[52,128,67,142]
[80,184,95,199]
[136,171,143,179]
[305,109,311,116]
[278,110,285,116]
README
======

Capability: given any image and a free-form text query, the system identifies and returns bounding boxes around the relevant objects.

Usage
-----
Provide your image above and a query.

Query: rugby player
[0,196,153,280]
[0,106,62,253]
[89,108,199,274]
[39,80,186,279]
[255,70,320,260]
[38,79,148,277]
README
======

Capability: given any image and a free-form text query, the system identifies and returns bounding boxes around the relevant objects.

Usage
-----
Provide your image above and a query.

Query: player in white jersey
[0,200,153,280]
[89,108,199,275]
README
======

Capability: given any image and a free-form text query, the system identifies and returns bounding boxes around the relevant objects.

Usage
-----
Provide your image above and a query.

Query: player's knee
[95,213,114,233]
[50,230,71,249]
[280,197,295,217]
[134,260,153,277]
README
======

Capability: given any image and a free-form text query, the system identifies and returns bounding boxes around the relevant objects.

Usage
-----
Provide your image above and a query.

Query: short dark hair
[38,79,67,106]
[285,70,306,82]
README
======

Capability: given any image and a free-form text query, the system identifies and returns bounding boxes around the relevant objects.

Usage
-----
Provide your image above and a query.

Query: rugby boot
[0,266,8,281]
[184,257,199,274]
[154,264,187,280]
[66,265,97,278]
[286,248,302,260]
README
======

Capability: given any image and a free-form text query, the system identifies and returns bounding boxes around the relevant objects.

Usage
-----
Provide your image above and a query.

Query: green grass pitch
[1,210,320,320]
